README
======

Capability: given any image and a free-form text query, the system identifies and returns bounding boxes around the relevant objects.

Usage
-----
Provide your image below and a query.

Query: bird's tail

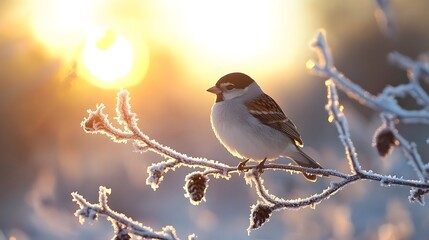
[287,148,322,182]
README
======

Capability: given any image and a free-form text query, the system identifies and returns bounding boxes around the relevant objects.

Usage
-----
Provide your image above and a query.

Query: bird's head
[207,72,261,102]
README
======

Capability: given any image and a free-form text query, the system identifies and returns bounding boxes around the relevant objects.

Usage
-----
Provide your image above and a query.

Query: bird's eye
[226,84,235,90]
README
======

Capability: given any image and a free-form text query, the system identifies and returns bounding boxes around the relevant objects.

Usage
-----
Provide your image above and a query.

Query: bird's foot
[256,158,267,174]
[238,159,250,171]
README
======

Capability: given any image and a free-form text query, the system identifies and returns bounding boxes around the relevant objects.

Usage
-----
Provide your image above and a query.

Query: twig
[308,30,429,203]
[309,33,429,124]
[72,186,185,240]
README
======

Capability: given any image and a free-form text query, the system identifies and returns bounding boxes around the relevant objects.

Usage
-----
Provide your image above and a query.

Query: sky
[1,1,429,239]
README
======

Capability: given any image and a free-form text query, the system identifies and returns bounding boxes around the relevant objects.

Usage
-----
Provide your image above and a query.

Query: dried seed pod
[249,203,272,231]
[373,127,397,157]
[185,172,209,205]
[84,114,105,132]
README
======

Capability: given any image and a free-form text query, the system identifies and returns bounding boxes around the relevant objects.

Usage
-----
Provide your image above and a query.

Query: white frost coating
[325,80,362,173]
[146,163,167,191]
[72,186,185,240]
[243,168,259,187]
[187,234,198,240]
[307,30,429,208]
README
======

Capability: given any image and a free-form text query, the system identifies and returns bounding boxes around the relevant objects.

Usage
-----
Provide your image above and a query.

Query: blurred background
[1,0,429,239]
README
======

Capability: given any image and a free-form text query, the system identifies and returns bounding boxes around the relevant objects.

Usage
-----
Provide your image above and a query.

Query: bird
[207,72,322,182]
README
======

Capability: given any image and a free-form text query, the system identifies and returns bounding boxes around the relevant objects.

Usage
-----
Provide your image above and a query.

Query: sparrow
[207,72,322,182]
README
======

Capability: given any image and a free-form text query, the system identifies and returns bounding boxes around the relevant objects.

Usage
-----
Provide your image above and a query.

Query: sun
[78,27,149,89]
[82,28,134,83]
[28,0,150,89]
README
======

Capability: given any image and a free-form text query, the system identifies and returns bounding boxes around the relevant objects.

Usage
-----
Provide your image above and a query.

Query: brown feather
[246,94,304,147]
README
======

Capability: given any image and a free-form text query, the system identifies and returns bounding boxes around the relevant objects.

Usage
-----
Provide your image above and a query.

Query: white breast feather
[210,101,291,161]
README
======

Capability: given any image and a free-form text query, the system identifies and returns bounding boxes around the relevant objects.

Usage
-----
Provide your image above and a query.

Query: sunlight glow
[178,0,276,60]
[28,0,307,87]
[30,0,100,53]
[29,0,150,89]
[149,0,308,81]
[78,28,149,89]
[82,28,134,83]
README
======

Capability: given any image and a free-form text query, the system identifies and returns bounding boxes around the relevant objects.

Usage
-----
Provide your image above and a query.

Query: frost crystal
[146,164,166,191]
[409,188,428,206]
[380,178,391,187]
[76,206,98,224]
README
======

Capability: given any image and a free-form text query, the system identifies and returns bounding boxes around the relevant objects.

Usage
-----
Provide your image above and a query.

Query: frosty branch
[308,30,429,201]
[73,29,429,234]
[310,32,429,124]
[71,186,191,240]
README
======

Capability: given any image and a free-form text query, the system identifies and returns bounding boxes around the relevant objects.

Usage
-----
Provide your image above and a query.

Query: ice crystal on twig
[309,30,428,194]
[409,188,428,206]
[72,186,186,240]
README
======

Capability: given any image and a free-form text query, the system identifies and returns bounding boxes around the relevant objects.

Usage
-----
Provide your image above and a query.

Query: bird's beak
[207,86,222,94]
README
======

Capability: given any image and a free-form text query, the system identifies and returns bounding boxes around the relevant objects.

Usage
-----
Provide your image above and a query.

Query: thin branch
[308,30,429,205]
[309,32,429,123]
[309,30,428,172]
[72,186,183,240]
[325,80,362,174]
[81,90,429,189]
[381,114,429,181]
[388,52,429,106]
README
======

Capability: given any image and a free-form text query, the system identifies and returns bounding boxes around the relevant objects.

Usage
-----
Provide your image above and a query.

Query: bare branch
[72,186,186,240]
[308,30,429,205]
[309,32,429,123]
[325,80,362,174]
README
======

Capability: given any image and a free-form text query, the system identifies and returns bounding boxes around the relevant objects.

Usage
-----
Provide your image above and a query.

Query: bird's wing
[246,94,304,147]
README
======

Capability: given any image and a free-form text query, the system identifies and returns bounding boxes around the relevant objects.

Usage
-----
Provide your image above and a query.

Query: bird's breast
[210,102,290,161]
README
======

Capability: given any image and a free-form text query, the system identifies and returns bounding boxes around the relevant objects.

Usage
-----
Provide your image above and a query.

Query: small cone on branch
[185,172,208,205]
